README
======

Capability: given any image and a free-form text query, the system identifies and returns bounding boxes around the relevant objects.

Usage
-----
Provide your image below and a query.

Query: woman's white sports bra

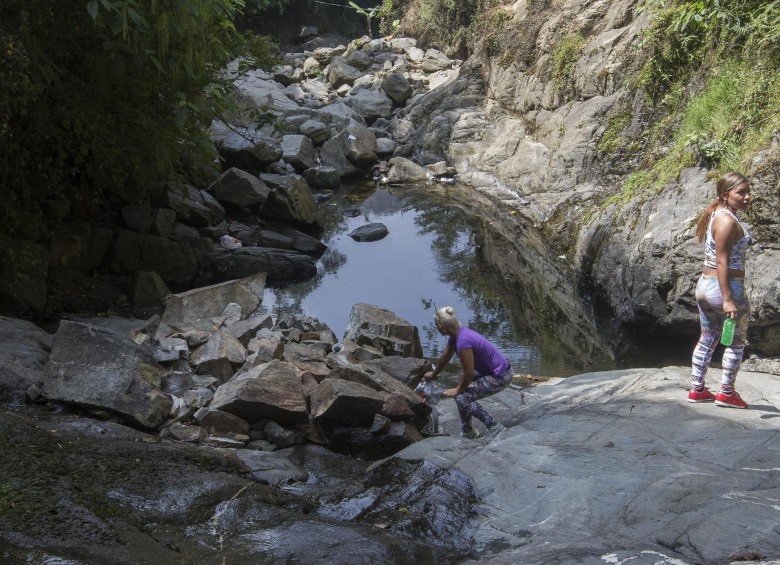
[703,208,752,270]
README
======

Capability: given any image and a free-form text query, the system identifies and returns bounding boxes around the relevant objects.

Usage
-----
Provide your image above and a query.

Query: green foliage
[348,0,398,38]
[418,0,481,51]
[473,9,514,58]
[550,32,584,101]
[0,0,278,234]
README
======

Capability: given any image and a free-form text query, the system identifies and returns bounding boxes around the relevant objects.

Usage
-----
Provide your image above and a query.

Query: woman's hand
[423,370,436,381]
[442,387,460,398]
[723,297,737,319]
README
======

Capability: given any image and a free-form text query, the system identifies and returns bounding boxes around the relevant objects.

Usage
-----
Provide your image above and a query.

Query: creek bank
[3,320,779,563]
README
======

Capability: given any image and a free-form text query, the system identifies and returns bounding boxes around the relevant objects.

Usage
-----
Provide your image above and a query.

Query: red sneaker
[688,388,716,403]
[715,390,748,409]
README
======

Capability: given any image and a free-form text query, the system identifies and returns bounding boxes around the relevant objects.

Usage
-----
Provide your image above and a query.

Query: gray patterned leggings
[455,368,512,433]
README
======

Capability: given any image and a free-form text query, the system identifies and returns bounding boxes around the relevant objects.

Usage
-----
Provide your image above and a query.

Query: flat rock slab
[387,367,780,564]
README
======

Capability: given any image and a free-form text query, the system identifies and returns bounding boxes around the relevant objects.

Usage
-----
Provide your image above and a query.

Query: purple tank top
[449,327,510,377]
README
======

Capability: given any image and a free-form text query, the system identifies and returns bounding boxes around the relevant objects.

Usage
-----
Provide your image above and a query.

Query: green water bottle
[721,317,736,346]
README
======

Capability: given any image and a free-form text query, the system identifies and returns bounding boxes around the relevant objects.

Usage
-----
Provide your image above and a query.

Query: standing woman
[424,306,511,438]
[688,172,752,408]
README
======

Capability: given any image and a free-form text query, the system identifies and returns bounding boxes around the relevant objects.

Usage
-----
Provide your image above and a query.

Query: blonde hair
[434,306,460,331]
[694,172,749,242]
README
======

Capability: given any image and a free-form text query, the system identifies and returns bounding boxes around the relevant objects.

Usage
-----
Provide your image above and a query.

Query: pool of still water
[260,182,692,378]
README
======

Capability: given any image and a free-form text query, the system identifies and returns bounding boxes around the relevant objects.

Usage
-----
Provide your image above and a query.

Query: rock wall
[392,0,780,355]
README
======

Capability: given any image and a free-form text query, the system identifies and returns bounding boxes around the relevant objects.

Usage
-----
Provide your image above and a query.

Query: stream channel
[261,180,692,378]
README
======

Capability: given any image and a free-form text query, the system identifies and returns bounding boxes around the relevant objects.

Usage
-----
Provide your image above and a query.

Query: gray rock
[210,360,308,424]
[376,137,396,157]
[161,272,266,328]
[161,186,215,227]
[302,56,320,77]
[236,447,312,485]
[282,342,330,379]
[348,223,388,242]
[190,328,246,382]
[257,173,319,226]
[133,271,170,316]
[0,316,52,402]
[245,328,286,365]
[346,50,371,70]
[43,320,172,429]
[272,64,296,86]
[420,48,452,73]
[151,208,177,238]
[210,122,283,173]
[206,247,317,285]
[226,314,274,346]
[344,89,394,122]
[207,167,271,209]
[299,119,330,145]
[266,224,328,257]
[196,408,250,434]
[359,356,430,386]
[386,156,429,184]
[311,45,346,64]
[343,303,423,358]
[387,367,780,563]
[281,134,317,172]
[310,378,386,426]
[165,422,207,443]
[121,201,153,234]
[381,73,413,105]
[327,56,363,88]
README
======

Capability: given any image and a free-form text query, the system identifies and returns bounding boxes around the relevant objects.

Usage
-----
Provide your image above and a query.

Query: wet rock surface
[3,363,779,563]
[0,405,471,564]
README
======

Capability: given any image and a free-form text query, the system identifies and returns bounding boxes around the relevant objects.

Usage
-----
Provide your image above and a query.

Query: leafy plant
[348,1,397,38]
[550,32,583,101]
[0,0,279,234]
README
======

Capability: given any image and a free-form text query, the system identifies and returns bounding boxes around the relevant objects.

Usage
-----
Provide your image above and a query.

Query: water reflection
[263,182,585,377]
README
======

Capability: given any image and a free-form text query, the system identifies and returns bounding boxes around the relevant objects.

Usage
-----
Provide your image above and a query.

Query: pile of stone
[5,273,434,462]
[217,34,461,192]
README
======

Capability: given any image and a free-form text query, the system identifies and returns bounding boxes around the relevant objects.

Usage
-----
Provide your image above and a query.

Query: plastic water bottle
[721,317,736,346]
[415,381,444,405]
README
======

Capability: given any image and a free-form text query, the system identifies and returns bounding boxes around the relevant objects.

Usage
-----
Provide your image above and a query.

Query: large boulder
[189,328,247,383]
[309,378,386,426]
[381,73,413,105]
[210,122,283,174]
[207,167,271,209]
[319,122,378,179]
[386,157,429,184]
[343,303,423,358]
[327,56,364,88]
[343,89,395,123]
[0,317,52,402]
[209,360,308,424]
[161,273,267,328]
[281,134,317,172]
[205,247,317,285]
[257,173,319,226]
[43,321,172,429]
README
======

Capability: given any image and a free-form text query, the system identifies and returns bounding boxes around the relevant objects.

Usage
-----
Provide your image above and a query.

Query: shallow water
[261,181,692,378]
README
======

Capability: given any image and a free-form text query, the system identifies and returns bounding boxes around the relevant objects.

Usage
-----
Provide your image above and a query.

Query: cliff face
[393,0,780,355]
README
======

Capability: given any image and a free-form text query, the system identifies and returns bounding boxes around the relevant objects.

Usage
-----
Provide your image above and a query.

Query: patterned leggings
[691,276,749,392]
[456,368,512,433]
